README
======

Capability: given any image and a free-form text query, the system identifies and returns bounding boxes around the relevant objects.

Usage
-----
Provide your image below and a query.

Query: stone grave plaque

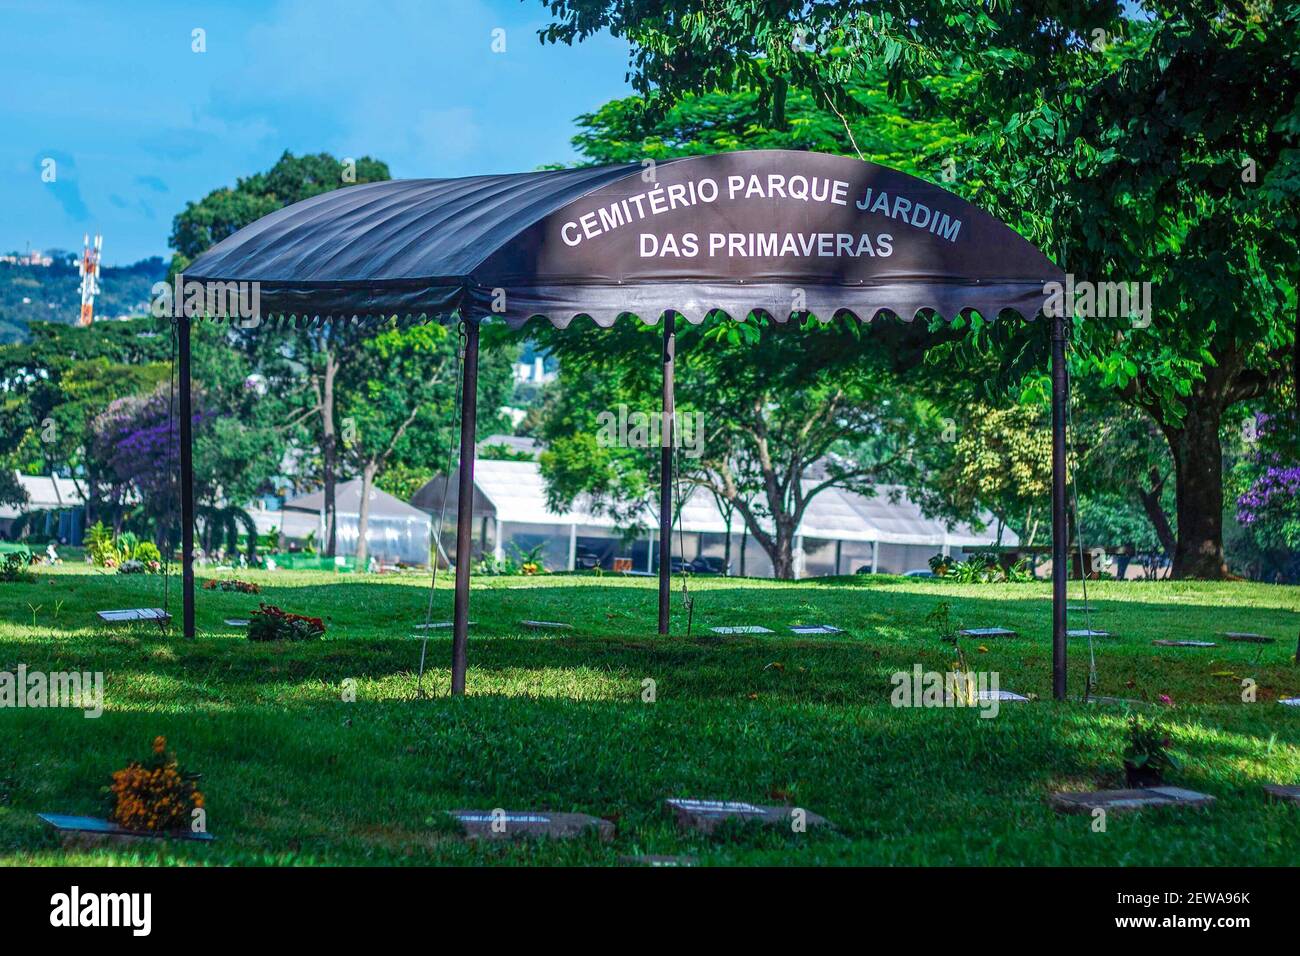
[942,687,1029,705]
[664,797,829,834]
[1221,632,1275,644]
[1083,696,1147,707]
[414,621,474,630]
[448,809,613,841]
[1068,629,1113,639]
[39,813,215,843]
[709,625,773,635]
[520,620,572,631]
[1279,698,1300,707]
[958,627,1017,638]
[1051,787,1215,815]
[223,618,250,627]
[1152,640,1216,648]
[1263,784,1300,806]
[789,624,844,635]
[96,608,171,623]
[619,854,697,867]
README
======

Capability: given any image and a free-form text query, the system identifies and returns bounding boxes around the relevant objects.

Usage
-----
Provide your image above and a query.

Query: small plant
[1123,715,1181,788]
[247,602,325,642]
[0,552,34,583]
[106,736,204,833]
[928,553,953,576]
[924,601,960,642]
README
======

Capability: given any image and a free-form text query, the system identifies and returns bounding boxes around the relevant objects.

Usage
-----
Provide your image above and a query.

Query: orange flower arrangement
[107,736,204,833]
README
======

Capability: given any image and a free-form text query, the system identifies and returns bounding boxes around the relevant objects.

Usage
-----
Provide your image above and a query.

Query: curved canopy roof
[185,149,1063,328]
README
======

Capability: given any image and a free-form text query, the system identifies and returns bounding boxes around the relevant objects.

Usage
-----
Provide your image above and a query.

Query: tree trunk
[769,525,796,579]
[1136,469,1176,558]
[1164,405,1229,579]
[355,460,377,570]
[321,349,339,557]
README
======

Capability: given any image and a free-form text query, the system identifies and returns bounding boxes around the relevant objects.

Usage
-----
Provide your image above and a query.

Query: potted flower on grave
[107,736,205,834]
[1122,715,1181,788]
[247,602,325,641]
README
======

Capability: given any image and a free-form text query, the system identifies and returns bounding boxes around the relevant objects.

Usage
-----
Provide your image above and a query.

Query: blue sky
[0,0,632,264]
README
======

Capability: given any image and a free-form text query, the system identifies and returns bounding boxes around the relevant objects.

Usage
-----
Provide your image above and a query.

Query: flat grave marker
[39,813,214,845]
[1279,698,1300,707]
[1263,785,1300,806]
[223,618,250,628]
[1050,786,1215,815]
[520,620,572,631]
[664,797,830,834]
[1082,696,1148,708]
[413,621,474,630]
[96,608,170,623]
[619,854,697,867]
[447,809,613,842]
[1152,640,1216,648]
[789,624,844,635]
[957,627,1017,639]
[1068,629,1113,639]
[1221,632,1275,644]
[709,625,773,635]
[942,687,1030,705]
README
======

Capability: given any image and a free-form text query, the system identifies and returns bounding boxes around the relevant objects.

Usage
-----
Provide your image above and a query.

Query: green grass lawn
[1,564,1298,865]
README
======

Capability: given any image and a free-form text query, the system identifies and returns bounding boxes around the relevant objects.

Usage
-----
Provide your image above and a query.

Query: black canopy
[176,149,1071,702]
[185,149,1062,326]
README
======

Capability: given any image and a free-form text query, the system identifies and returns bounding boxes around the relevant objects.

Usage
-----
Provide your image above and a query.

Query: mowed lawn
[1,564,1299,866]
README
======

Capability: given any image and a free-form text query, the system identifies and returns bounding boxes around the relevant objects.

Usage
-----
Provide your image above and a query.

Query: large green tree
[337,322,514,566]
[170,151,391,555]
[540,1,1299,578]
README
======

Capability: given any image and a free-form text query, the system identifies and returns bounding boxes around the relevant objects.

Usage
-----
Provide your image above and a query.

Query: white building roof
[0,473,85,519]
[453,460,1015,548]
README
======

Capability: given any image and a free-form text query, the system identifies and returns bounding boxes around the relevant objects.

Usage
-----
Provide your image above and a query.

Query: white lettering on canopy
[639,232,894,258]
[562,172,962,249]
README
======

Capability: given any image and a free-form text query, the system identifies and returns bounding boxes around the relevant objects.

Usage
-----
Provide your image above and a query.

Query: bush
[0,552,34,583]
[247,603,325,641]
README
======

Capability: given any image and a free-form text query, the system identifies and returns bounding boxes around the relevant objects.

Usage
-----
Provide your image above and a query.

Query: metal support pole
[658,313,675,634]
[178,314,196,639]
[1051,312,1069,700]
[451,320,480,695]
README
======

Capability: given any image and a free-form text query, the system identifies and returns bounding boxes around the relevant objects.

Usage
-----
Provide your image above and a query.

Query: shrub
[107,736,204,833]
[0,552,34,583]
[247,602,325,641]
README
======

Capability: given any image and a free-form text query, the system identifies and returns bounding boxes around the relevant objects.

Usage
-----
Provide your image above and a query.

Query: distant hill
[0,253,168,343]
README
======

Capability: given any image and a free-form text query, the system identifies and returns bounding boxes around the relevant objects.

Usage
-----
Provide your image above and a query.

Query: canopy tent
[181,149,1070,698]
[282,478,432,565]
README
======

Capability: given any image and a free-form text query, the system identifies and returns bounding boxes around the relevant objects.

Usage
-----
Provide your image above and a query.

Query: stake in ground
[1,566,1297,865]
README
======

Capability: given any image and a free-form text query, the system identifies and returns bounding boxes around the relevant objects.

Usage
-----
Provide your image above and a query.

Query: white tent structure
[0,473,85,542]
[411,459,1014,578]
[283,478,432,566]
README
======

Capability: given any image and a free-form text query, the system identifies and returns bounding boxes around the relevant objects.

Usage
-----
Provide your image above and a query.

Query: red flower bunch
[247,602,325,642]
[203,578,261,594]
